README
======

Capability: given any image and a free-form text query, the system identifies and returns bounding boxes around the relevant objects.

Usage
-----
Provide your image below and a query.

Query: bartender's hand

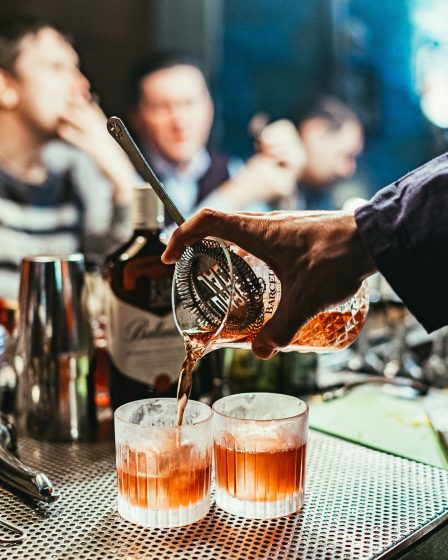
[58,99,138,204]
[161,209,377,359]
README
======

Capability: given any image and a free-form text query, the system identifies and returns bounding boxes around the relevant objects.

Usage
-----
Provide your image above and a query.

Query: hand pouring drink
[107,117,369,427]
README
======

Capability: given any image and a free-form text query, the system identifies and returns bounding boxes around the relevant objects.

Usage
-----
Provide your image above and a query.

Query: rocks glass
[115,398,213,528]
[213,392,308,519]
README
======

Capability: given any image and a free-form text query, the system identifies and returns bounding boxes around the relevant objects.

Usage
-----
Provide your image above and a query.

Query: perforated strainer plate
[0,431,447,559]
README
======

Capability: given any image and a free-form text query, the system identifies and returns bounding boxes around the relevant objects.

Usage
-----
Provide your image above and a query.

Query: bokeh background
[2,0,448,202]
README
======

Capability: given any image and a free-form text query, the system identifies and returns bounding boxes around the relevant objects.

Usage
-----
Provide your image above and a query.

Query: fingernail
[161,253,171,264]
[253,345,276,360]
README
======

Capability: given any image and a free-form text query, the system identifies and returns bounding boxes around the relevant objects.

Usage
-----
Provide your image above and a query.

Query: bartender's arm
[355,152,448,333]
[162,152,448,358]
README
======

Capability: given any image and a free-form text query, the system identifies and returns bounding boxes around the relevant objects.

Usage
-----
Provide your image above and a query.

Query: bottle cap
[132,184,165,230]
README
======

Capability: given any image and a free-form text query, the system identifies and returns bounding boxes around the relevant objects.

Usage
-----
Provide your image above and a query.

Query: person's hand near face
[256,119,307,180]
[0,26,91,183]
[58,99,137,204]
[202,120,307,210]
[4,25,137,204]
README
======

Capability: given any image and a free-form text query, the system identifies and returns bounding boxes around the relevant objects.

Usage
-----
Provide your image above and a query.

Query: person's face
[133,65,214,166]
[5,27,89,138]
[300,119,363,187]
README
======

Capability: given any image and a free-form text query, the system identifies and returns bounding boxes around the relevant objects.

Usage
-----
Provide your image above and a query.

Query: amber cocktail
[213,393,308,518]
[115,398,212,528]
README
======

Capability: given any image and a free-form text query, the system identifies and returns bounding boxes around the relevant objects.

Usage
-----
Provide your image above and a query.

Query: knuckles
[194,207,224,230]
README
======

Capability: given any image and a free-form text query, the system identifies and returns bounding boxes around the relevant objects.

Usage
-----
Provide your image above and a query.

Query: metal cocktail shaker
[17,254,95,441]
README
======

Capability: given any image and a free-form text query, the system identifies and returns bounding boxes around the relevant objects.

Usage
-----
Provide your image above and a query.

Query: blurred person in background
[129,51,304,224]
[0,16,137,300]
[257,96,364,211]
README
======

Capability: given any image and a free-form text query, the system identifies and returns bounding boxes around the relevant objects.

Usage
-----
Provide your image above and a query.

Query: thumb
[252,295,308,359]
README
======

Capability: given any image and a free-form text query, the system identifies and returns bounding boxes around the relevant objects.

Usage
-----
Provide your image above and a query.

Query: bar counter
[0,429,447,559]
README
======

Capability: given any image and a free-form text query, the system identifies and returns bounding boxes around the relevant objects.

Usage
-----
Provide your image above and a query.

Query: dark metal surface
[17,254,94,442]
[0,430,447,559]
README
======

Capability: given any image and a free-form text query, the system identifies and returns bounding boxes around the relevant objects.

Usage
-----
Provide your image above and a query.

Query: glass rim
[212,392,309,422]
[114,398,213,430]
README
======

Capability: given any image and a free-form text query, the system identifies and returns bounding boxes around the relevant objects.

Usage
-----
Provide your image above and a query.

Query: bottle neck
[132,184,165,231]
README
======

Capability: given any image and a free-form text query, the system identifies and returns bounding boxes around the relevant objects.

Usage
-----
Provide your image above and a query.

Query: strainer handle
[107,116,186,227]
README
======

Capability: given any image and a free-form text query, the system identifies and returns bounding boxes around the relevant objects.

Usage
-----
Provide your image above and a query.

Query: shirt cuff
[355,197,448,333]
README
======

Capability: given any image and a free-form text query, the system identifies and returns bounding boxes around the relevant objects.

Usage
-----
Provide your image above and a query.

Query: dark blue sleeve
[355,152,448,332]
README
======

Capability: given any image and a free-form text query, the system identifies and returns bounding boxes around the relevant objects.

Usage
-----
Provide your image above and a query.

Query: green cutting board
[309,385,448,470]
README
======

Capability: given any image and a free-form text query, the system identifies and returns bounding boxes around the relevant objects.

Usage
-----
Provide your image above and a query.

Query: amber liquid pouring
[214,441,306,501]
[176,330,214,426]
[117,447,211,510]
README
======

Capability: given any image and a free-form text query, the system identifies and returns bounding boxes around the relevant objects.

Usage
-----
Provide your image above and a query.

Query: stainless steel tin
[17,254,95,441]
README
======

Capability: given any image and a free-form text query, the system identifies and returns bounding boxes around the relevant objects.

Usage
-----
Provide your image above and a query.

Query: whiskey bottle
[105,184,185,410]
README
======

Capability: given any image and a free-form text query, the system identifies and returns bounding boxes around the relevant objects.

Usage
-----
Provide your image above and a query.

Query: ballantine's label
[106,286,184,385]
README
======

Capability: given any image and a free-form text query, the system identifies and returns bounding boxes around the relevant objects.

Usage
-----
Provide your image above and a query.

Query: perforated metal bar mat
[0,431,447,559]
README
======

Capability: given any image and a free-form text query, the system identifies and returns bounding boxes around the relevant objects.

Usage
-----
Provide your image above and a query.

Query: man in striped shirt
[0,16,137,300]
